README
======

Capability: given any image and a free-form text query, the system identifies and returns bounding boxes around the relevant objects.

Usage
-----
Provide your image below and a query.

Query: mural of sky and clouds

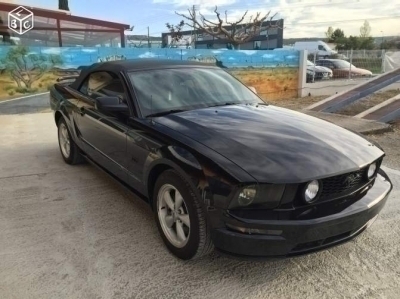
[0,47,300,70]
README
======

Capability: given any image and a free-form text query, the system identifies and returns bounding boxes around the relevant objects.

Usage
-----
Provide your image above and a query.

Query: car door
[75,71,131,183]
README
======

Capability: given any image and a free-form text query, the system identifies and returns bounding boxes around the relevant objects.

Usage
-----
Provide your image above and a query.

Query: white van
[294,41,337,58]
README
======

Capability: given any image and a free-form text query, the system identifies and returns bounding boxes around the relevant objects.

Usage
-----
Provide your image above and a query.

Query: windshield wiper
[207,102,239,108]
[146,109,187,118]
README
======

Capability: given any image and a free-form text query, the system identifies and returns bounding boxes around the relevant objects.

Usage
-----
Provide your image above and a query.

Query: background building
[0,1,129,47]
[161,19,284,50]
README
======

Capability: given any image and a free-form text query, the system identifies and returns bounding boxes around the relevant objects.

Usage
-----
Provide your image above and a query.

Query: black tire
[153,169,213,260]
[57,117,83,165]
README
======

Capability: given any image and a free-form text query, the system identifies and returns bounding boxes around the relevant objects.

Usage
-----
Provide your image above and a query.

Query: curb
[355,93,400,118]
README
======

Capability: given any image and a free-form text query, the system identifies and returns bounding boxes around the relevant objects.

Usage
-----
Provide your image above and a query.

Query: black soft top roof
[71,59,216,89]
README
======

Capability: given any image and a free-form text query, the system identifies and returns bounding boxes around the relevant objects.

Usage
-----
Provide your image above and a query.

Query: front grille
[319,168,369,201]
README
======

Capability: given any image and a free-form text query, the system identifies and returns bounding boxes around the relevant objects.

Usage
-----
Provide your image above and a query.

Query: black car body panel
[155,104,384,183]
[50,59,392,258]
[212,170,392,258]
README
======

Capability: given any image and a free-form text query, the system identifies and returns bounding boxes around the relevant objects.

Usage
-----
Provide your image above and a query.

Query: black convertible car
[50,59,392,260]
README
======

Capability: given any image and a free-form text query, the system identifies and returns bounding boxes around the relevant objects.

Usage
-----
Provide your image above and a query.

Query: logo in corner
[8,6,34,35]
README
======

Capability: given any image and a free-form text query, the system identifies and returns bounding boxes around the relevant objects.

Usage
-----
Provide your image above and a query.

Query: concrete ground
[302,79,400,97]
[0,112,400,299]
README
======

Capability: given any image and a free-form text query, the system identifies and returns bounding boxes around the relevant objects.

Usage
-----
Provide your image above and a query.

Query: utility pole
[192,5,197,49]
[147,26,150,48]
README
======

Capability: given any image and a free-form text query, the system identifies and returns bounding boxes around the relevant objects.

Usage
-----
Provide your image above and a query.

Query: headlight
[368,163,377,178]
[229,184,285,209]
[237,185,257,206]
[304,180,319,203]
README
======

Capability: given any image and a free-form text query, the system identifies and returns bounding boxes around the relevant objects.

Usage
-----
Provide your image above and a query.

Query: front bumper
[211,171,392,258]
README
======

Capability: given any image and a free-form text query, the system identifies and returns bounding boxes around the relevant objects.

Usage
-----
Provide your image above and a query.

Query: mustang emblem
[342,173,361,187]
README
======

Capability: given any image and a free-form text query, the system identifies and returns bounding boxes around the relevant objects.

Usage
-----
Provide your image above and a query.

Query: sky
[12,0,400,38]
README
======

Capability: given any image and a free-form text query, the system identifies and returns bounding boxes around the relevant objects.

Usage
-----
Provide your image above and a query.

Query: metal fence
[306,49,392,81]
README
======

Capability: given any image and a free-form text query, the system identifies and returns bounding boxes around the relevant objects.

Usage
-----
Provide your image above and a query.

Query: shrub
[15,87,38,94]
[38,83,43,88]
[8,90,15,96]
[3,85,14,91]
[15,87,29,94]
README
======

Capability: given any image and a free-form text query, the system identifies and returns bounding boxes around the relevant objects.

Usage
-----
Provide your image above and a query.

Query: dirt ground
[338,90,400,116]
[267,95,326,110]
[231,68,299,100]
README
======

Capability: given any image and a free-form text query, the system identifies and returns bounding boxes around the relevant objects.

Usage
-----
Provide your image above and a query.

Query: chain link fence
[306,50,393,81]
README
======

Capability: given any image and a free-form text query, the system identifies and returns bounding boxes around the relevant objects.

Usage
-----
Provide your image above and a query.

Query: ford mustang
[50,59,392,260]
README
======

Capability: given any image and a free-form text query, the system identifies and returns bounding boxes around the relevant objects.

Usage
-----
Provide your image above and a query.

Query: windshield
[128,67,263,117]
[334,60,357,68]
[307,60,315,66]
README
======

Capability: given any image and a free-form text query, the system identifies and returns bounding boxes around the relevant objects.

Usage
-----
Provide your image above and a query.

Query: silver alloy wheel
[157,184,191,248]
[59,123,71,158]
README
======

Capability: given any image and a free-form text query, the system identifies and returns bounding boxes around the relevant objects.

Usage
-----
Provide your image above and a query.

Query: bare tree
[1,46,63,90]
[176,6,280,50]
[325,26,334,41]
[165,20,185,46]
[360,20,371,38]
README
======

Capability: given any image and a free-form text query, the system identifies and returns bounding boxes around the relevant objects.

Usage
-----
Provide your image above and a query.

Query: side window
[318,45,326,51]
[79,71,130,117]
[80,71,126,100]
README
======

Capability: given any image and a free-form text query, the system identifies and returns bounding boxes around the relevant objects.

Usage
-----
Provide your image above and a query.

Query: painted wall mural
[0,46,300,100]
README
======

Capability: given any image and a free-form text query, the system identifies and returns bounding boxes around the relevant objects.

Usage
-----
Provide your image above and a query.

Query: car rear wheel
[57,117,83,165]
[153,169,213,260]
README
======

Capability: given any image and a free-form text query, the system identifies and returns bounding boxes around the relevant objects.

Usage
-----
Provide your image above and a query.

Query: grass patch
[229,67,299,100]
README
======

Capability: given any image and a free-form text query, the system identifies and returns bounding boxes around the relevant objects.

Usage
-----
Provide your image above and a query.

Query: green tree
[331,28,345,41]
[344,35,360,50]
[1,46,63,89]
[360,20,371,38]
[381,39,400,50]
[359,36,375,49]
[59,0,69,11]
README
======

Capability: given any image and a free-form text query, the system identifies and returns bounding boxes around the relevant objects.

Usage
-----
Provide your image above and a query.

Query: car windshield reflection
[128,67,263,117]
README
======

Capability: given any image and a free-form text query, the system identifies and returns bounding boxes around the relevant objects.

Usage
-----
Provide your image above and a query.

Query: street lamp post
[380,30,384,49]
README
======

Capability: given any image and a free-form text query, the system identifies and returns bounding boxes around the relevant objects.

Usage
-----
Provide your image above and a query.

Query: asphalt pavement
[0,92,50,115]
[0,112,399,299]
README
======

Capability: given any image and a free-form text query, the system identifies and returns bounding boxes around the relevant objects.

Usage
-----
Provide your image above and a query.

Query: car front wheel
[153,169,213,260]
[57,117,83,165]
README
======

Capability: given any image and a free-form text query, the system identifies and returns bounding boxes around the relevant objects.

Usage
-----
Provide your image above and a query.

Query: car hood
[308,65,332,73]
[155,104,384,183]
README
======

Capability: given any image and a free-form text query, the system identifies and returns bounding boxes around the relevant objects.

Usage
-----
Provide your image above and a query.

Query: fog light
[304,180,319,203]
[368,163,377,178]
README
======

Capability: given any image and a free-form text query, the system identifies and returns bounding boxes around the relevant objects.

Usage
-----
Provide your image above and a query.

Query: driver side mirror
[248,86,258,94]
[95,96,129,113]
